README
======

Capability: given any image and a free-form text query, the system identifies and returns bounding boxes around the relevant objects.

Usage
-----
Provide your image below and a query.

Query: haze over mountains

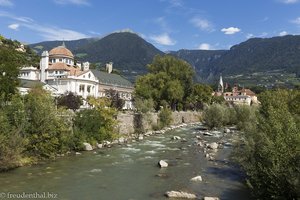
[30,32,300,85]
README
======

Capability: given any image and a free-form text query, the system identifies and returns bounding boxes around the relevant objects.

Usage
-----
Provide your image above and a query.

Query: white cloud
[0,11,89,40]
[279,0,298,4]
[54,0,90,6]
[279,31,288,36]
[150,33,176,46]
[291,17,300,25]
[8,23,19,30]
[0,11,33,23]
[0,0,13,7]
[198,43,212,50]
[23,23,89,40]
[190,17,214,32]
[221,27,241,35]
[246,33,254,39]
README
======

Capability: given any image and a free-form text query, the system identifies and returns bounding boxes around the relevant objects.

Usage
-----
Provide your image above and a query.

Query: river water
[0,124,251,200]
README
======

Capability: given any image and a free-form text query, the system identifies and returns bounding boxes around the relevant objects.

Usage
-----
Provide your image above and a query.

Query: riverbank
[0,123,250,200]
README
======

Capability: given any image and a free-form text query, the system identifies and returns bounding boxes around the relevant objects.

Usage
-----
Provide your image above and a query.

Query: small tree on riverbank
[234,89,300,199]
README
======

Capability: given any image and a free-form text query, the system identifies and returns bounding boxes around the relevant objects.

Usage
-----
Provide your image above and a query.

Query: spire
[62,40,66,47]
[218,74,224,93]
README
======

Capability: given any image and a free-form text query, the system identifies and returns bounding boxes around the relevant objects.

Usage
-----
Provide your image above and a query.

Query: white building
[18,43,134,109]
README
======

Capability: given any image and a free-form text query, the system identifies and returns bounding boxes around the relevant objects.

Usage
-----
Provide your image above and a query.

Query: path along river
[0,124,251,200]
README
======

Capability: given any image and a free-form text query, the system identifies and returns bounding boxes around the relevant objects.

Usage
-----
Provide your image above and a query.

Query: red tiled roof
[49,46,74,58]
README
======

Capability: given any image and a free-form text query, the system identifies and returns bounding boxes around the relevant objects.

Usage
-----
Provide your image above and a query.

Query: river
[0,124,251,200]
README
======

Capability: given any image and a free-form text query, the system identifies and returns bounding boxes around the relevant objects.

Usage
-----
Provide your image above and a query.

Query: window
[59,58,62,62]
[87,85,91,93]
[88,73,91,79]
[79,85,84,92]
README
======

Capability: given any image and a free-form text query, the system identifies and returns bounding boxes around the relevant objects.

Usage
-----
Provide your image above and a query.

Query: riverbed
[0,124,250,200]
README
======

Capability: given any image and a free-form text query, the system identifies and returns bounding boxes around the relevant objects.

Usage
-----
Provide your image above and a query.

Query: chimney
[106,62,113,74]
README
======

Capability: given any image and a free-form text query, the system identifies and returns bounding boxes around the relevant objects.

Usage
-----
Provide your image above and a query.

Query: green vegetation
[135,55,213,111]
[0,35,118,170]
[158,107,172,128]
[57,92,82,111]
[232,89,300,199]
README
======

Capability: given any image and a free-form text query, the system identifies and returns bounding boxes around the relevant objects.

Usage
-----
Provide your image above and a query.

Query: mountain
[169,49,226,82]
[30,33,300,87]
[30,32,164,81]
[169,35,300,87]
[208,35,300,76]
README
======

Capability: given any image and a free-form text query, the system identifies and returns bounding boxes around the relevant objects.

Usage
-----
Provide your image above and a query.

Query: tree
[235,89,300,199]
[0,48,24,101]
[106,89,125,110]
[135,55,195,110]
[57,92,82,111]
[187,84,213,110]
[24,87,72,159]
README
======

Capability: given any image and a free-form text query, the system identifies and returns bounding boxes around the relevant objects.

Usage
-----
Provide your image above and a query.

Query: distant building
[214,76,258,106]
[18,43,134,109]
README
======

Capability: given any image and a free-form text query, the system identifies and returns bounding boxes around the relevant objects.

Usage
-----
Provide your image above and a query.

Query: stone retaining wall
[116,111,201,135]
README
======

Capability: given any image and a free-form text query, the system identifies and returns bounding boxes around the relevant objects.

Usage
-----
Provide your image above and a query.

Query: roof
[49,45,74,58]
[91,69,133,88]
[19,79,45,88]
[48,63,83,76]
[240,88,256,96]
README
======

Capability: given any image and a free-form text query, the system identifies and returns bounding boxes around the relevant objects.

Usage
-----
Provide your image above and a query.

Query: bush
[158,107,172,128]
[234,90,300,199]
[203,104,227,129]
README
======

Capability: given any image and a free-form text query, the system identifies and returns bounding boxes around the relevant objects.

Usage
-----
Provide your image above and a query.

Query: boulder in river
[165,191,197,199]
[204,197,220,200]
[172,136,181,140]
[83,142,93,151]
[190,175,202,182]
[224,128,230,133]
[158,160,168,168]
[97,143,103,149]
[207,142,218,150]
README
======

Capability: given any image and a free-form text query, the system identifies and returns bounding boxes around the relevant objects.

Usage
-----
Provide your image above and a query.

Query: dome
[49,44,74,58]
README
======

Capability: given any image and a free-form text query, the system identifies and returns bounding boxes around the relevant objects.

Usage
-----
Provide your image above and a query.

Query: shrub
[234,90,300,199]
[158,107,172,128]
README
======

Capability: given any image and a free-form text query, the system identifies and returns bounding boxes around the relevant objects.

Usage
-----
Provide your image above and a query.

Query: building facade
[214,76,258,106]
[18,43,134,109]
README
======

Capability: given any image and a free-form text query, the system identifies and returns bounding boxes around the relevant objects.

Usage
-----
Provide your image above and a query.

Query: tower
[40,51,49,82]
[106,62,113,74]
[218,75,224,93]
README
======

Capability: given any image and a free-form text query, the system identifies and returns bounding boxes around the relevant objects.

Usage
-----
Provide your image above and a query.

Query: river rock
[75,152,81,155]
[158,160,168,168]
[190,175,202,182]
[224,128,230,133]
[138,135,144,140]
[83,142,93,151]
[97,143,103,149]
[196,141,204,147]
[165,191,197,199]
[203,132,213,136]
[207,142,218,149]
[118,137,125,144]
[204,197,220,200]
[172,136,181,140]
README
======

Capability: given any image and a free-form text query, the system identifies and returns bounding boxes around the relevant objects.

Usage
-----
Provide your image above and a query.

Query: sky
[1,0,300,51]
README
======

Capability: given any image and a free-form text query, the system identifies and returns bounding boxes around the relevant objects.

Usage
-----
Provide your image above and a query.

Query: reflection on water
[0,125,251,200]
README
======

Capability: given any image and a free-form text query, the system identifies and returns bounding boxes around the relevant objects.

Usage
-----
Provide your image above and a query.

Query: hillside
[169,49,226,82]
[30,32,164,81]
[170,35,300,87]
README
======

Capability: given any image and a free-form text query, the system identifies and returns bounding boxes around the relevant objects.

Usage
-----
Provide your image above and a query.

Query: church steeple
[218,74,224,93]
